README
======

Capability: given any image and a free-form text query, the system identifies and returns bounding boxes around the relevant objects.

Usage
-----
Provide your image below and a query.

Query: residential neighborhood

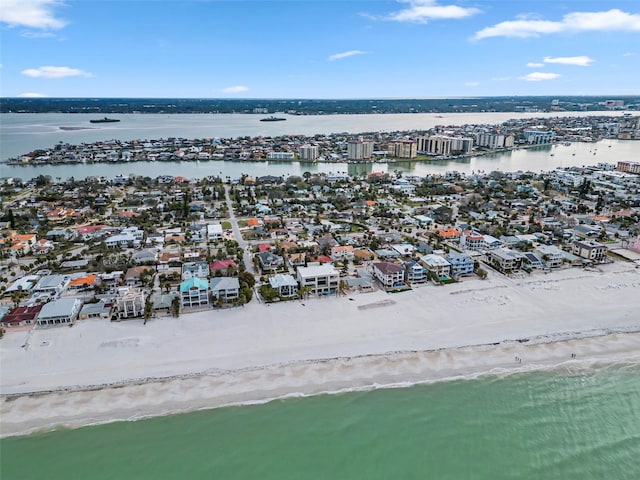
[1,159,639,334]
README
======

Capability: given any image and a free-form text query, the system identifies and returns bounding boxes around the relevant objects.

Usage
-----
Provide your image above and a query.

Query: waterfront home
[210,277,240,302]
[487,248,524,273]
[180,277,210,308]
[420,254,452,279]
[79,299,115,320]
[37,298,82,326]
[296,264,340,296]
[372,262,406,288]
[115,289,146,320]
[572,240,608,263]
[0,304,43,328]
[522,252,546,270]
[444,252,474,276]
[404,259,427,283]
[534,245,565,269]
[269,274,299,298]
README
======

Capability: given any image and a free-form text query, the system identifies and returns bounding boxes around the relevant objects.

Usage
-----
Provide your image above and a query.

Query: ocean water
[2,364,639,480]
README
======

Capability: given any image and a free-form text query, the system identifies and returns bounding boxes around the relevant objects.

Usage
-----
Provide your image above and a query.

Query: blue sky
[1,0,639,98]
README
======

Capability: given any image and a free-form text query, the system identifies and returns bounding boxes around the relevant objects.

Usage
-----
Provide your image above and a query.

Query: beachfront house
[420,254,452,279]
[180,277,210,308]
[269,274,299,298]
[404,259,427,284]
[296,264,340,296]
[444,252,474,276]
[37,298,83,326]
[78,299,115,321]
[115,289,147,320]
[372,262,405,288]
[534,245,565,269]
[0,304,43,328]
[487,248,524,273]
[572,240,608,263]
[210,277,240,302]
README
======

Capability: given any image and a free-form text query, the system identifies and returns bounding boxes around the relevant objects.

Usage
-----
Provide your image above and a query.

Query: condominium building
[347,139,374,160]
[387,140,417,159]
[299,145,319,161]
[417,135,452,156]
[523,129,553,144]
[450,137,474,154]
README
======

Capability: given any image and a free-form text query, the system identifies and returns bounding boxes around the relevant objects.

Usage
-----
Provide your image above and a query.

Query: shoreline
[2,264,639,438]
[2,329,639,438]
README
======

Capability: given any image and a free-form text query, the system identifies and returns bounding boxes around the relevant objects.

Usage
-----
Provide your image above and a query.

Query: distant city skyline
[1,0,639,98]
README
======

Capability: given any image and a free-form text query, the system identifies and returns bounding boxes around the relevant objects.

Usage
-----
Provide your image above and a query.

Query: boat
[260,116,286,122]
[90,117,120,124]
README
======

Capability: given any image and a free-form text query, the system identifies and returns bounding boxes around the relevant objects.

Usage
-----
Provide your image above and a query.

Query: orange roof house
[68,274,99,289]
[436,227,461,238]
[247,218,261,227]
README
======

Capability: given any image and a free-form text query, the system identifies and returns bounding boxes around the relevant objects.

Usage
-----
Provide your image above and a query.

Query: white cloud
[0,0,66,30]
[20,30,56,38]
[373,0,480,24]
[475,9,640,39]
[526,62,544,68]
[328,50,368,61]
[544,55,593,66]
[492,76,511,81]
[464,81,479,87]
[221,85,248,93]
[520,72,561,82]
[17,92,48,97]
[21,66,93,78]
[622,52,635,57]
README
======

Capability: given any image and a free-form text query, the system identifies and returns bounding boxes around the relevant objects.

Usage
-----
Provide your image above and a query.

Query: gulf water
[2,364,639,479]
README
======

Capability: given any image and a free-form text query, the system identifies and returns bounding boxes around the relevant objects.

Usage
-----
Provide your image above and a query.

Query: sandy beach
[1,263,639,437]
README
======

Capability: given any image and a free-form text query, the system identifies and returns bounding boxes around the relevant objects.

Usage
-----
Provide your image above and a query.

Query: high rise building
[299,145,319,161]
[387,140,417,158]
[347,139,374,160]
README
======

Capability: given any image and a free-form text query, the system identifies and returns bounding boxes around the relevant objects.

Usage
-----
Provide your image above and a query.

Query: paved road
[224,184,255,275]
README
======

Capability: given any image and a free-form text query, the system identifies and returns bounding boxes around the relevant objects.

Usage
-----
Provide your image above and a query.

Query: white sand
[1,263,639,437]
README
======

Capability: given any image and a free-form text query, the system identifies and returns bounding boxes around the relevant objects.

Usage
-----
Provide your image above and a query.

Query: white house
[420,254,452,278]
[372,262,405,288]
[269,274,299,298]
[207,223,223,241]
[37,298,82,326]
[297,264,340,295]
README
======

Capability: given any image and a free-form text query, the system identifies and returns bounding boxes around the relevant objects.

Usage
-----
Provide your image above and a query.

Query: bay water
[2,112,638,181]
[2,363,639,479]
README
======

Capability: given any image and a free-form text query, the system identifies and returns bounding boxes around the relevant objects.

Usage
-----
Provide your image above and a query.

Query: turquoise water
[2,364,639,479]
